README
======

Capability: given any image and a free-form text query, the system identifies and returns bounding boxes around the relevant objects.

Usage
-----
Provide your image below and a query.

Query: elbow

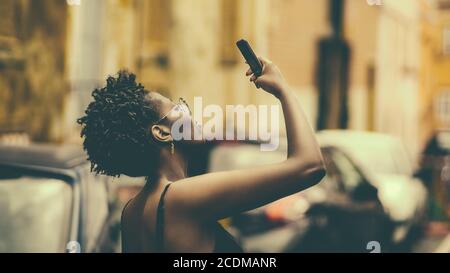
[306,165,327,186]
[292,159,327,189]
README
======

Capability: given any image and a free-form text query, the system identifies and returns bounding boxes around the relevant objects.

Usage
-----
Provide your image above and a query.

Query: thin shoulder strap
[155,183,172,252]
[120,198,133,230]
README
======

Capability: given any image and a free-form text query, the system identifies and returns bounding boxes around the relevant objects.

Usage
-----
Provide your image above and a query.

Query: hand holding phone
[236,39,263,88]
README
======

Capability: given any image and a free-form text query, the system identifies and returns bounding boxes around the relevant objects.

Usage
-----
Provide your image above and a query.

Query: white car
[317,130,428,243]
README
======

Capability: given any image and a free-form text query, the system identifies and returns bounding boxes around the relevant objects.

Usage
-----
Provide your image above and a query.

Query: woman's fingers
[245,57,273,81]
[258,57,272,65]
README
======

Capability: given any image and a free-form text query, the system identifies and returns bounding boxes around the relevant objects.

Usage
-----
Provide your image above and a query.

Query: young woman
[77,57,326,253]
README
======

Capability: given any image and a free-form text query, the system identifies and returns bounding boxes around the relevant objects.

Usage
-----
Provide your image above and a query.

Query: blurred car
[0,143,112,253]
[317,130,415,176]
[317,130,428,245]
[208,132,427,252]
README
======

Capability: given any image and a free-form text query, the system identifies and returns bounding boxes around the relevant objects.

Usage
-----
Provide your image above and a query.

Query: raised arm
[252,58,324,162]
[168,58,326,221]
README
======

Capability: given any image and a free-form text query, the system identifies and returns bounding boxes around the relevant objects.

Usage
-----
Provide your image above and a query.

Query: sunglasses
[155,97,191,125]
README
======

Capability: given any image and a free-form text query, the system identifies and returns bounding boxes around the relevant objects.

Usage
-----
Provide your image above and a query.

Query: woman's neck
[143,147,189,193]
[158,149,188,182]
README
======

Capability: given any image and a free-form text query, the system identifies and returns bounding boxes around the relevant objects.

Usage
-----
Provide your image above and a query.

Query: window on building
[140,0,170,68]
[136,0,171,95]
[0,0,15,37]
[220,0,240,66]
[436,89,450,125]
[444,25,450,56]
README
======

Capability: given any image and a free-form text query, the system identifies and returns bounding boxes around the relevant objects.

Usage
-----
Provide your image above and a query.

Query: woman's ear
[151,124,173,143]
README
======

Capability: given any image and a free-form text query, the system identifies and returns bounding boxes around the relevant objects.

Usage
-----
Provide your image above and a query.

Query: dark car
[0,143,112,253]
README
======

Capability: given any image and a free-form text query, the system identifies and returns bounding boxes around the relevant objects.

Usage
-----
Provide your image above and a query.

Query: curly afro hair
[77,71,162,177]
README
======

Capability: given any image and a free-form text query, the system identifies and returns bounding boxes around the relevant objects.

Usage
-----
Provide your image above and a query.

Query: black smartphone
[236,39,263,77]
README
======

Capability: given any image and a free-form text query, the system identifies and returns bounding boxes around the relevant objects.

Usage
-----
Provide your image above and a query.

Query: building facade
[1,0,449,164]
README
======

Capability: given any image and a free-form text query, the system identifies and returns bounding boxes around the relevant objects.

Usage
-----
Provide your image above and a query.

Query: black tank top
[156,183,244,253]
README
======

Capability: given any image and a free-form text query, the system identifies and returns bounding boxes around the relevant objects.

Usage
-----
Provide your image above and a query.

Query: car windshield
[349,141,412,176]
[323,148,367,193]
[319,133,414,176]
[0,176,72,252]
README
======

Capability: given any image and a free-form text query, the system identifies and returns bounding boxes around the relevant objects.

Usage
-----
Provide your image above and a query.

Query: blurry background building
[0,0,448,161]
[0,0,449,253]
[0,0,68,141]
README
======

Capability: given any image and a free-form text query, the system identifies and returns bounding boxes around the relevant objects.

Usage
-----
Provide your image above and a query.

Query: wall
[375,0,421,159]
[0,0,68,142]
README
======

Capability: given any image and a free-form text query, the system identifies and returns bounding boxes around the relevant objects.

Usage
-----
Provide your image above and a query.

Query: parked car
[207,132,427,252]
[0,143,112,253]
[317,130,428,246]
[283,146,395,253]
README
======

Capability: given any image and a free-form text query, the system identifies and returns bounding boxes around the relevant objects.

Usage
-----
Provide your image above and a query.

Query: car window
[325,149,366,193]
[318,133,413,176]
[342,139,412,176]
[0,177,72,252]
